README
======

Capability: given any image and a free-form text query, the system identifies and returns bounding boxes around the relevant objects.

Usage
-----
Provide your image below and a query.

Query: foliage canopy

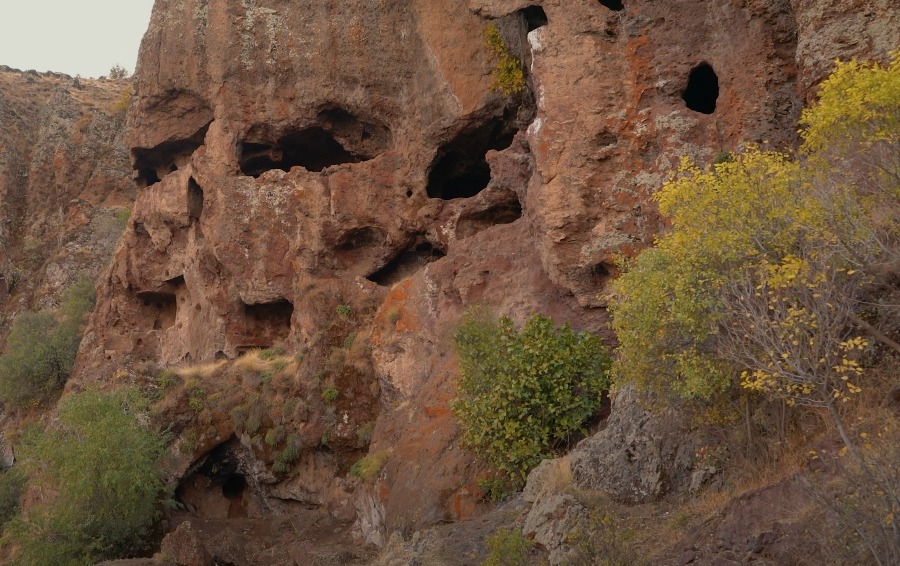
[3,388,168,565]
[453,309,610,485]
[0,276,96,408]
[610,53,899,409]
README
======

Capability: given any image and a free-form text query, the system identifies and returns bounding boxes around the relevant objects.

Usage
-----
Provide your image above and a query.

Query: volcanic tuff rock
[0,68,134,321]
[62,0,899,552]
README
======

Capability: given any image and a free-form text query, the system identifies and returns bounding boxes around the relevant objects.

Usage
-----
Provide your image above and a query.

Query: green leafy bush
[453,309,610,485]
[4,388,168,565]
[0,276,96,408]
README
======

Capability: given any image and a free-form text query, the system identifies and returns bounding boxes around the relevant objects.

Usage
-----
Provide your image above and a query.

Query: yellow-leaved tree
[609,52,899,564]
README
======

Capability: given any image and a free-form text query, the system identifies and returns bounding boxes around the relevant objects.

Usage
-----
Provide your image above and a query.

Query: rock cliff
[70,0,900,544]
[0,67,134,328]
[25,0,896,561]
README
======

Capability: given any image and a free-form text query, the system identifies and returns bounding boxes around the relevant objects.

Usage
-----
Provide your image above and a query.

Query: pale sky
[0,1,155,78]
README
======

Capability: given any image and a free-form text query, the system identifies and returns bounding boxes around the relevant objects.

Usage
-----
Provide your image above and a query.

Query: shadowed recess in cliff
[597,0,624,11]
[188,177,204,222]
[240,298,294,348]
[427,117,518,200]
[239,109,392,177]
[136,276,186,332]
[332,226,389,272]
[522,6,548,31]
[683,63,719,114]
[455,197,523,240]
[367,240,446,287]
[176,439,250,519]
[132,123,211,187]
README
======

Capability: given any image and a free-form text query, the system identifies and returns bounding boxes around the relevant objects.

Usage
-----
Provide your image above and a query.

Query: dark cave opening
[239,108,392,177]
[132,123,210,187]
[137,291,177,331]
[367,241,446,287]
[137,276,185,331]
[188,177,204,221]
[426,118,518,200]
[598,0,624,12]
[239,127,362,176]
[176,440,250,519]
[522,6,548,32]
[221,473,246,500]
[682,63,719,114]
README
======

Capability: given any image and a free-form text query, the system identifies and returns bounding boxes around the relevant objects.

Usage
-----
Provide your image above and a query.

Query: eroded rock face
[71,0,900,548]
[0,68,134,321]
[569,385,696,504]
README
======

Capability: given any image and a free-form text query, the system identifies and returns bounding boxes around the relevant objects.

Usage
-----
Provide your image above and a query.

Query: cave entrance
[241,299,294,347]
[367,241,446,287]
[426,118,518,200]
[522,6,548,32]
[455,198,523,239]
[221,474,246,500]
[239,127,360,176]
[176,441,250,519]
[132,122,211,188]
[682,63,719,114]
[137,291,177,331]
[597,0,624,11]
[239,108,392,177]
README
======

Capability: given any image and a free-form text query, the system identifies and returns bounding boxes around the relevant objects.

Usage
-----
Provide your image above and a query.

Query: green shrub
[349,451,388,481]
[0,276,95,408]
[562,510,646,566]
[484,25,525,95]
[264,426,285,447]
[4,389,167,564]
[108,64,129,79]
[452,309,610,486]
[481,528,534,566]
[321,388,339,404]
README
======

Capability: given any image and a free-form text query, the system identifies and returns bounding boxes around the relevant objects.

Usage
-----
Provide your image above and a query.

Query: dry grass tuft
[175,360,227,380]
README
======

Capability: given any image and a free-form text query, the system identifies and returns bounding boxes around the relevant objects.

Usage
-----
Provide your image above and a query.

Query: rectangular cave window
[137,291,178,331]
[241,299,294,347]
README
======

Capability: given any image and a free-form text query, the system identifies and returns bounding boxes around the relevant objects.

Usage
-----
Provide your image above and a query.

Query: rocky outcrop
[570,385,698,503]
[65,0,900,553]
[0,68,134,322]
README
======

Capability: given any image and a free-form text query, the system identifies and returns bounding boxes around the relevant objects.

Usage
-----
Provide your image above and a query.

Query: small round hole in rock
[682,63,719,114]
[522,6,548,32]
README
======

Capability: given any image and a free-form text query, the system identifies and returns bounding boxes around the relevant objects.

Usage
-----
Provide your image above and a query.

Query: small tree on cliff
[0,276,96,408]
[609,54,900,563]
[610,53,900,408]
